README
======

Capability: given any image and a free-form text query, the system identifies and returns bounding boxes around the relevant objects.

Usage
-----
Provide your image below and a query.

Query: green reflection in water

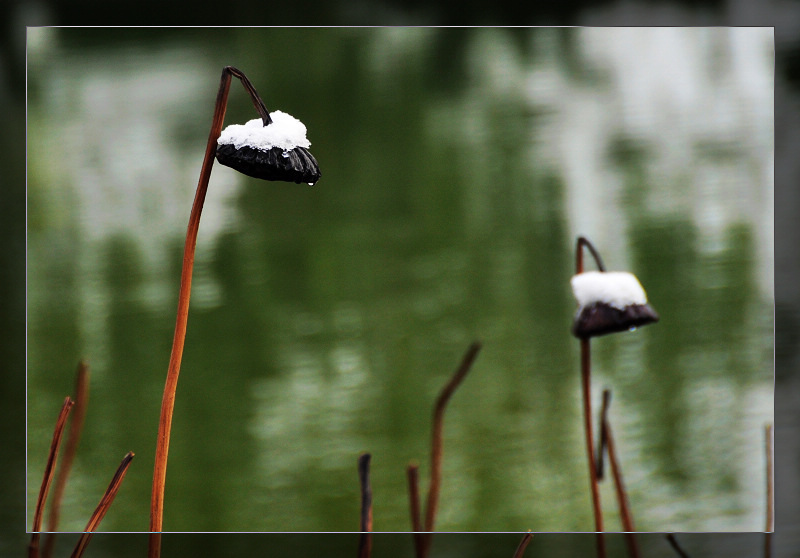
[26,27,772,533]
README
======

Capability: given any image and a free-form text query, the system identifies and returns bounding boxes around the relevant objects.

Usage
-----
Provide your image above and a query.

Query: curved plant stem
[43,361,89,558]
[71,452,135,558]
[422,341,481,558]
[576,237,605,558]
[30,397,74,558]
[600,389,639,558]
[149,66,268,556]
[576,236,606,273]
[148,68,230,548]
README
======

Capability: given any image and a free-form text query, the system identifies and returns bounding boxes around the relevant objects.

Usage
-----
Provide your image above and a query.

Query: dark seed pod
[216,144,321,185]
[572,301,659,339]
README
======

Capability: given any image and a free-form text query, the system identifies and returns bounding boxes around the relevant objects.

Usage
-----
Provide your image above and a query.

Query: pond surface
[26,27,773,532]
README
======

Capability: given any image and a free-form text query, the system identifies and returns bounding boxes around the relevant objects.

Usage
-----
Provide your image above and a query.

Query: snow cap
[570,271,658,338]
[571,271,648,310]
[218,112,311,152]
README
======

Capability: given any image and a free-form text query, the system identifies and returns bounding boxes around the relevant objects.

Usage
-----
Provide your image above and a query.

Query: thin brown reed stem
[577,236,606,273]
[70,452,135,558]
[357,453,373,558]
[576,237,605,558]
[421,341,482,558]
[596,389,610,480]
[600,390,639,558]
[30,397,74,558]
[512,532,534,558]
[149,66,267,556]
[765,423,773,558]
[665,534,691,558]
[581,339,605,558]
[43,362,90,558]
[406,462,424,558]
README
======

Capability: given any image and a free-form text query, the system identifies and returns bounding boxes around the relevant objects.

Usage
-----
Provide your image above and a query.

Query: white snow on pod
[570,271,649,310]
[218,112,311,152]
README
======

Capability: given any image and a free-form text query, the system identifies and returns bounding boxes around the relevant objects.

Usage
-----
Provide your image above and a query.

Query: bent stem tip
[422,341,481,557]
[30,397,75,558]
[71,452,135,558]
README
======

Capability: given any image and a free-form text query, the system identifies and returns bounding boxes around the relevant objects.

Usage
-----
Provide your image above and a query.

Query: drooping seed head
[216,112,321,185]
[570,271,659,338]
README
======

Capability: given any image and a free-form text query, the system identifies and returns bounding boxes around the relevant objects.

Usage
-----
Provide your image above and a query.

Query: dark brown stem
[765,423,773,558]
[600,390,639,558]
[71,452,135,558]
[422,341,482,558]
[357,453,372,558]
[30,397,74,558]
[43,362,90,558]
[223,66,272,126]
[665,534,691,558]
[581,339,605,558]
[406,463,424,558]
[149,66,263,555]
[576,236,606,273]
[596,389,610,480]
[512,532,534,558]
[576,236,605,558]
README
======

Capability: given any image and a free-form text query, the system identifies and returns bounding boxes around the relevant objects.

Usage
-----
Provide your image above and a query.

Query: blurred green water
[26,27,773,533]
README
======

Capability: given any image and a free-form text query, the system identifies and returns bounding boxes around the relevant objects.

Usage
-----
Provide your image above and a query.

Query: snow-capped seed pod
[570,271,659,338]
[216,112,321,185]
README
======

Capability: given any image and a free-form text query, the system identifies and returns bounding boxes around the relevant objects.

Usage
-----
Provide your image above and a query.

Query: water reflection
[27,27,772,532]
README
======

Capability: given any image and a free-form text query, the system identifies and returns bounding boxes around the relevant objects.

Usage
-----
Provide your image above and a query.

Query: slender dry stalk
[596,389,610,480]
[765,423,773,558]
[665,534,691,558]
[406,462,424,558]
[70,452,135,558]
[149,66,269,556]
[581,339,605,558]
[29,397,75,558]
[422,341,482,558]
[43,362,90,558]
[512,532,534,558]
[599,390,639,558]
[357,453,373,558]
[575,237,606,558]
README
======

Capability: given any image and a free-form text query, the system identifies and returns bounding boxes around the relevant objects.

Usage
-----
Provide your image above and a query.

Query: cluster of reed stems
[354,341,536,558]
[28,362,134,558]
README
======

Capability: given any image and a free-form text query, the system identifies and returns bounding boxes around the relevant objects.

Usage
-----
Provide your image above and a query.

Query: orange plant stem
[43,362,89,558]
[30,397,74,558]
[148,67,233,556]
[71,452,135,558]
